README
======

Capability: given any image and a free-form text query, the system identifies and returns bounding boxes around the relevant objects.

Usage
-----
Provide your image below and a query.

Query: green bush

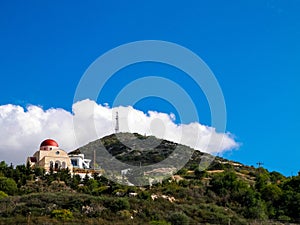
[51,209,73,220]
[168,212,189,225]
[278,215,291,222]
[138,191,151,200]
[0,191,8,199]
[0,177,17,195]
[107,198,130,212]
[117,209,132,219]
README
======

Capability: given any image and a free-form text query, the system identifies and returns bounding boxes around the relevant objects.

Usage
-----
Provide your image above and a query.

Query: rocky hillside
[71,133,245,185]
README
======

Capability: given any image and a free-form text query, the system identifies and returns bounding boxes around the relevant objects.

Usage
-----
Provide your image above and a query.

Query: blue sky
[0,1,299,175]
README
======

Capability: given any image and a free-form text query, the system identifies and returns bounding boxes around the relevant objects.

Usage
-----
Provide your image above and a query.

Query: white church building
[27,139,92,171]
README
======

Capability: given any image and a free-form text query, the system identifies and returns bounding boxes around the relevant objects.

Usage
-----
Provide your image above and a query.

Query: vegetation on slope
[0,133,300,224]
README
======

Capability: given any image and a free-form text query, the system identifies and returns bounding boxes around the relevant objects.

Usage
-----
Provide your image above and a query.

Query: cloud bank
[0,99,239,165]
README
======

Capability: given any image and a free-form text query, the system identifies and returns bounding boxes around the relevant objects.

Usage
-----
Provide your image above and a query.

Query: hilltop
[71,132,193,166]
[71,132,247,185]
[0,133,300,224]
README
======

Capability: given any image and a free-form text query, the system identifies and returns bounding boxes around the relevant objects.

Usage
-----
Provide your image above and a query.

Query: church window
[55,161,60,170]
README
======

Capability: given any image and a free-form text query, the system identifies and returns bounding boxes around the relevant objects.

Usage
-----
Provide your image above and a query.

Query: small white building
[68,151,91,169]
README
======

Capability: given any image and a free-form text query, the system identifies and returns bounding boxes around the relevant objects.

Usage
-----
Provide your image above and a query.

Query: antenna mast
[115,111,119,133]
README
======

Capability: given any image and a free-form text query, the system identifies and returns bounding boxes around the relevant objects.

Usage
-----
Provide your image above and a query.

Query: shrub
[117,209,132,219]
[168,212,189,225]
[138,191,151,200]
[0,191,8,199]
[150,220,171,225]
[108,198,130,212]
[278,215,291,222]
[51,209,73,220]
[0,177,17,195]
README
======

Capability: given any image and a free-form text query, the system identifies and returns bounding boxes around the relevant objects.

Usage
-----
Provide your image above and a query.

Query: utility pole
[27,212,31,225]
[93,149,96,170]
[256,162,264,168]
[115,111,119,133]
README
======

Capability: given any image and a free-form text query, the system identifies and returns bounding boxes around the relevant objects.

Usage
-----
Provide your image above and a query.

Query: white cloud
[0,99,239,165]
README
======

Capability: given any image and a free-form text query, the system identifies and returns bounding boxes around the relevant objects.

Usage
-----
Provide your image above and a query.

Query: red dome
[40,139,59,147]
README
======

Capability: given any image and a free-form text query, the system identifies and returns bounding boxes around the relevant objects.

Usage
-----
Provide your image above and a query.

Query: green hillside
[0,133,300,224]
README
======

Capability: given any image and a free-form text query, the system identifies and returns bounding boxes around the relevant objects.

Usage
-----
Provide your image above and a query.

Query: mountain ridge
[70,132,252,186]
[71,132,240,169]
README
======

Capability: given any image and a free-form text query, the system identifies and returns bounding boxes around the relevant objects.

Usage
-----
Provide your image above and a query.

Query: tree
[86,179,98,192]
[83,173,90,185]
[209,170,238,195]
[108,198,130,212]
[269,171,285,184]
[34,167,45,177]
[245,199,268,220]
[138,190,151,200]
[255,169,270,191]
[261,184,282,202]
[0,177,17,195]
[69,174,81,189]
[194,168,207,179]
